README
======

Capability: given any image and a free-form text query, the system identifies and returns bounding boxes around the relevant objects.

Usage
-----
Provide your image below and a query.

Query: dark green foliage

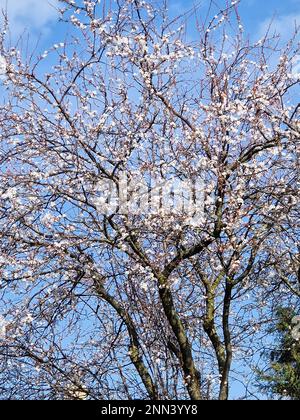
[258,308,300,400]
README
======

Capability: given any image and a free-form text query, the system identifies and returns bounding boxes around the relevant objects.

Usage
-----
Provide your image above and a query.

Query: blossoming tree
[0,0,299,400]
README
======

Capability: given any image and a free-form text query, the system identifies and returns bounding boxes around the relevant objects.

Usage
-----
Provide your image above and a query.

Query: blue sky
[1,0,300,50]
[0,0,299,400]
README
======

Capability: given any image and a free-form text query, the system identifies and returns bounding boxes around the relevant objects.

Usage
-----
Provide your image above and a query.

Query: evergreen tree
[258,308,300,400]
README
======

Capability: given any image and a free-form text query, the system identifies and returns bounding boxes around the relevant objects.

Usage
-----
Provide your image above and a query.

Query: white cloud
[291,55,300,76]
[0,0,59,36]
[258,13,300,42]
